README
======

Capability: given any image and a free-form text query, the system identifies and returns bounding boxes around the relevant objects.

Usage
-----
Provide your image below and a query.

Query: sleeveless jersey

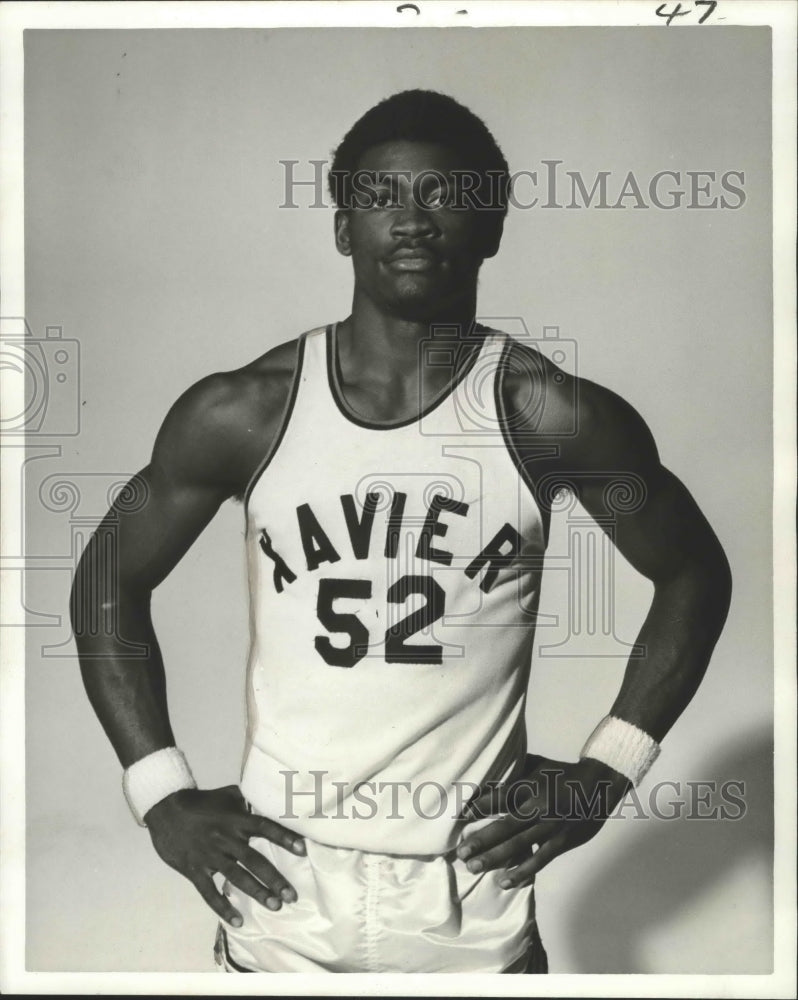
[240,325,546,855]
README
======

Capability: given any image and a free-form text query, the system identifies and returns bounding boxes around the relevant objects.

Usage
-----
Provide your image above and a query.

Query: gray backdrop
[24,27,772,973]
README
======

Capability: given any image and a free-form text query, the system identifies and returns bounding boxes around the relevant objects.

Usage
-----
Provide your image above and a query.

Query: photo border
[1,2,794,996]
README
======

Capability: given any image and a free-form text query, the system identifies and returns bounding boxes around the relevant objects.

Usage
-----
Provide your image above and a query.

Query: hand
[145,784,306,926]
[456,755,630,889]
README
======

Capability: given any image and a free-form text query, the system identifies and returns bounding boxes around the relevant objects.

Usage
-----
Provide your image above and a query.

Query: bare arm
[71,345,305,923]
[458,345,732,885]
[552,376,732,741]
[73,371,258,763]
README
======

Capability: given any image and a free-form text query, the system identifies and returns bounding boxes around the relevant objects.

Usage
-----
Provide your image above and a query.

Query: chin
[386,281,466,322]
[386,292,450,323]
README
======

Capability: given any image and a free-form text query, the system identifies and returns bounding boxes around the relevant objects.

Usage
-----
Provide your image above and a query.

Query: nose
[390,197,439,239]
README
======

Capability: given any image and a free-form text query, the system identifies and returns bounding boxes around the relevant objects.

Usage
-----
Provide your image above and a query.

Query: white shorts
[213,832,547,974]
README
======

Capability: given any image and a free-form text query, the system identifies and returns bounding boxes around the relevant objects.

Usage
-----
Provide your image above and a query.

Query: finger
[240,846,298,903]
[457,809,545,861]
[192,870,244,927]
[463,780,544,822]
[497,835,565,889]
[222,861,284,912]
[457,815,518,861]
[461,784,510,819]
[460,820,552,871]
[461,828,543,873]
[245,814,306,856]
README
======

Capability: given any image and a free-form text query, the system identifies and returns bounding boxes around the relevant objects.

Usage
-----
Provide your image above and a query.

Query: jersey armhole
[242,333,307,515]
[494,334,554,548]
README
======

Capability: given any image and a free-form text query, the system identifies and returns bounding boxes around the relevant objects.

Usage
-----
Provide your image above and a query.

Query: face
[334,140,502,322]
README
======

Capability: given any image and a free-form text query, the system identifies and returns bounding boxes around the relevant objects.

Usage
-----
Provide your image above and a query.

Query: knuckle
[269,874,288,893]
[186,862,210,884]
[479,849,500,869]
[502,843,522,864]
[194,879,215,903]
[209,825,232,845]
[261,865,282,889]
[514,798,541,820]
[243,849,271,873]
[222,861,247,884]
[505,846,526,867]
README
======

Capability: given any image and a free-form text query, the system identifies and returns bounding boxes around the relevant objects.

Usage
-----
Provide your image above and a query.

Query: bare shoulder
[150,336,303,501]
[500,335,660,475]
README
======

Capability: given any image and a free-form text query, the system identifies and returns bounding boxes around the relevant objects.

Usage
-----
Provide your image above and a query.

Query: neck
[340,291,479,375]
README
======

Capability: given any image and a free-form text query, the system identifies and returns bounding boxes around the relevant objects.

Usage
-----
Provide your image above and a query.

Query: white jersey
[240,324,546,855]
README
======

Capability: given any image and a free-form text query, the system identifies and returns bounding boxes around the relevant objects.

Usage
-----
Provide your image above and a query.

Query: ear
[334,210,352,257]
[480,214,505,260]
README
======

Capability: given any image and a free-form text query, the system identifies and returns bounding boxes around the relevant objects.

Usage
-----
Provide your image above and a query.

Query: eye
[423,186,452,209]
[372,188,401,209]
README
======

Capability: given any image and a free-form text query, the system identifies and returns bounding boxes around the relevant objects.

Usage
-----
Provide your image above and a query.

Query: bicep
[81,394,239,595]
[556,377,727,584]
[89,368,270,593]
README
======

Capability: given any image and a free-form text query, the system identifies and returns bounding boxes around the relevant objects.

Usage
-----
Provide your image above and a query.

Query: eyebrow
[362,170,412,187]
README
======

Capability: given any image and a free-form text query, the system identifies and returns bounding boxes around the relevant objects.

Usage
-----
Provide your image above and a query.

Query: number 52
[315,575,446,667]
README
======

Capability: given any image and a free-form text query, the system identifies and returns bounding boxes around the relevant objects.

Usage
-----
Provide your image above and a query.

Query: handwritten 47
[656,1,718,26]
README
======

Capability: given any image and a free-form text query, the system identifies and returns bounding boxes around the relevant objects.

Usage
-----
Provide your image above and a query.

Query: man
[71,90,732,974]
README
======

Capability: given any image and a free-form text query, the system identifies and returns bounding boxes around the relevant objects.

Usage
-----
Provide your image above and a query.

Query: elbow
[715,545,733,614]
[69,550,108,645]
[687,542,733,628]
[654,541,733,629]
[69,535,152,645]
[69,552,87,638]
[703,533,733,616]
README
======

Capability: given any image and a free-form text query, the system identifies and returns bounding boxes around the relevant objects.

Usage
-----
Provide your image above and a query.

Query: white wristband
[579,715,661,786]
[122,747,197,827]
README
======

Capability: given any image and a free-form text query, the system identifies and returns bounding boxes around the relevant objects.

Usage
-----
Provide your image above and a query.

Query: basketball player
[71,91,732,973]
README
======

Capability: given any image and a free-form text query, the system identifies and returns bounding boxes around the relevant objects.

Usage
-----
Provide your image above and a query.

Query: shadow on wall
[567,730,773,973]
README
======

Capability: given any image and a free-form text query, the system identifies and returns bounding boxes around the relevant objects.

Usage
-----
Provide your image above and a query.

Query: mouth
[386,247,440,272]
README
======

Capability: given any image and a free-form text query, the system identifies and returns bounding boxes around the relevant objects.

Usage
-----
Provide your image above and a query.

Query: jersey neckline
[326,322,491,432]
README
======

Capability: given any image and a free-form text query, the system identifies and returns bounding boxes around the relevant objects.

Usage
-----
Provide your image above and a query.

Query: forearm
[71,554,175,767]
[609,557,732,742]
